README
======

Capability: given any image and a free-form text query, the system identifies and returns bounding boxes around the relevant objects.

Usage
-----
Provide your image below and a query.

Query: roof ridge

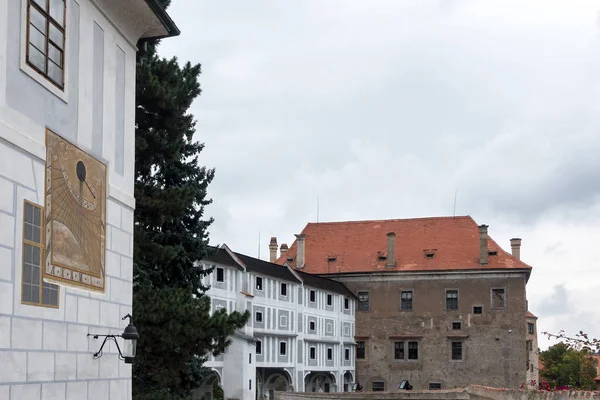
[304,215,474,227]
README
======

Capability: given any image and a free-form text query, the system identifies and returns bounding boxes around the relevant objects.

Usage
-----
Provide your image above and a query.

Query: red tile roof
[526,311,538,319]
[275,216,532,275]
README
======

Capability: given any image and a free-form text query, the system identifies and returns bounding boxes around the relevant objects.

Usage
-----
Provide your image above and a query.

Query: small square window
[429,383,442,390]
[451,341,463,360]
[357,291,370,311]
[327,347,333,360]
[446,290,458,310]
[327,294,333,306]
[256,277,263,291]
[356,341,365,359]
[452,321,462,330]
[216,267,224,282]
[309,290,316,302]
[256,340,262,355]
[309,321,316,331]
[280,282,287,296]
[280,341,287,356]
[344,348,350,360]
[310,347,316,360]
[344,298,349,309]
[473,306,483,314]
[255,311,263,323]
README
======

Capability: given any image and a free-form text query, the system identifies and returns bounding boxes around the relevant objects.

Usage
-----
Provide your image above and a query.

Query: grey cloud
[537,285,570,317]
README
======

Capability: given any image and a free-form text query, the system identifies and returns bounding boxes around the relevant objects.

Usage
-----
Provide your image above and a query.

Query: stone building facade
[525,311,539,386]
[196,245,357,400]
[0,1,178,398]
[274,216,538,391]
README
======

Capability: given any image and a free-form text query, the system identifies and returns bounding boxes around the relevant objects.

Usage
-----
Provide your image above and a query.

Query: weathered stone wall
[275,386,600,400]
[335,273,528,390]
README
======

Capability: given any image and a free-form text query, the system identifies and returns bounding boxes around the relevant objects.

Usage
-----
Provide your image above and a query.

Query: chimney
[294,234,306,269]
[280,243,289,258]
[510,238,522,260]
[269,237,278,263]
[386,232,396,268]
[479,225,489,265]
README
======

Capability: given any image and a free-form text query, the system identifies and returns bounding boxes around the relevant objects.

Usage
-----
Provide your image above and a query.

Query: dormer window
[488,251,498,256]
[287,257,294,262]
[327,256,337,262]
[377,251,386,260]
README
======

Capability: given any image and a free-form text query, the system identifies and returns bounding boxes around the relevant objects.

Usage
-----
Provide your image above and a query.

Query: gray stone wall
[337,274,529,391]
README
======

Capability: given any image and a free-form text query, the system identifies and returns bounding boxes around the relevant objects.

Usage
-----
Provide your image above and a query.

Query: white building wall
[0,0,138,399]
[200,258,356,396]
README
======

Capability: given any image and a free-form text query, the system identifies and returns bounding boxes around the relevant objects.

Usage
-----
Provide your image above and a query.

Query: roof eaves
[142,0,181,40]
[220,244,247,271]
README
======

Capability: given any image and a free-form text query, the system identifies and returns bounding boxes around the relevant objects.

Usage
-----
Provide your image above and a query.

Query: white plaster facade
[0,0,178,399]
[526,313,539,387]
[195,245,357,400]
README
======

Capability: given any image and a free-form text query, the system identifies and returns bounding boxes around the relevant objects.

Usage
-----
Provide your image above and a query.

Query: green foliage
[132,17,249,399]
[539,342,597,390]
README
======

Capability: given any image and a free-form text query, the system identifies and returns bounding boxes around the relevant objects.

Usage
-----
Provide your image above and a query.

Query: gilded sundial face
[44,130,107,292]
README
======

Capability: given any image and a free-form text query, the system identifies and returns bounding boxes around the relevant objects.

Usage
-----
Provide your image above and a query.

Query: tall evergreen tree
[132,7,249,398]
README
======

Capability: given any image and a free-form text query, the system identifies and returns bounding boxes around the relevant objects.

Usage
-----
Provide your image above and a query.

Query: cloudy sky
[158,0,600,350]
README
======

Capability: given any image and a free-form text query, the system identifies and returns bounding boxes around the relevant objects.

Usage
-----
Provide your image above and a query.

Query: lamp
[88,314,139,364]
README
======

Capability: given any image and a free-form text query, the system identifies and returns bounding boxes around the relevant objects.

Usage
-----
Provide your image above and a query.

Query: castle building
[274,216,538,391]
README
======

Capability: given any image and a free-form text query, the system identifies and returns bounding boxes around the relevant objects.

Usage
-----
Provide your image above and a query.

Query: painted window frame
[344,347,350,361]
[21,200,60,308]
[309,320,316,332]
[255,276,263,291]
[451,321,462,330]
[309,346,316,360]
[451,340,464,361]
[21,0,69,100]
[344,297,349,310]
[309,289,316,303]
[280,282,287,296]
[279,314,287,328]
[255,311,263,323]
[528,323,535,334]
[472,305,483,314]
[326,293,333,306]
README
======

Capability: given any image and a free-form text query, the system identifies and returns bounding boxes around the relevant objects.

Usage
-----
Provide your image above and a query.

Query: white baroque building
[195,244,357,400]
[0,0,178,399]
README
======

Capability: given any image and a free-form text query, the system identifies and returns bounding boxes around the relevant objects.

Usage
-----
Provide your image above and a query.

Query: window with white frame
[280,282,287,296]
[309,346,316,360]
[255,276,263,291]
[309,289,316,302]
[216,267,224,282]
[327,347,333,360]
[256,340,262,355]
[279,314,287,328]
[255,311,263,322]
[280,341,287,356]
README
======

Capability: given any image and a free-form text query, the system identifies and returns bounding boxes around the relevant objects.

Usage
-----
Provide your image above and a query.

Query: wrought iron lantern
[88,314,139,364]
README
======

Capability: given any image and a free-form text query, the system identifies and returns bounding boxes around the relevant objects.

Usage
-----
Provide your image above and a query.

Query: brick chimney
[294,234,306,269]
[280,243,288,259]
[479,225,489,266]
[510,238,522,260]
[269,237,278,262]
[386,232,396,268]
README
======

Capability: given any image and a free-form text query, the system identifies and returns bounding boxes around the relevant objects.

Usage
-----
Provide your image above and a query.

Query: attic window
[377,251,386,260]
[488,251,498,256]
[424,249,437,259]
[287,257,294,262]
[328,256,337,262]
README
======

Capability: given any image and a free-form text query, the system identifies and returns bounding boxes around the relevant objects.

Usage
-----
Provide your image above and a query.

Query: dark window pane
[256,341,261,354]
[28,44,46,72]
[23,264,32,284]
[29,25,46,54]
[32,246,40,263]
[22,283,32,302]
[310,290,315,302]
[394,342,405,360]
[327,294,332,306]
[30,284,40,303]
[24,203,33,224]
[42,286,51,304]
[24,244,32,264]
[408,341,419,360]
[32,265,40,285]
[32,224,41,243]
[49,0,65,26]
[33,205,41,227]
[446,290,458,310]
[452,342,463,360]
[29,6,47,33]
[356,341,365,359]
[473,306,483,314]
[49,287,58,306]
[49,24,64,49]
[357,292,369,311]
